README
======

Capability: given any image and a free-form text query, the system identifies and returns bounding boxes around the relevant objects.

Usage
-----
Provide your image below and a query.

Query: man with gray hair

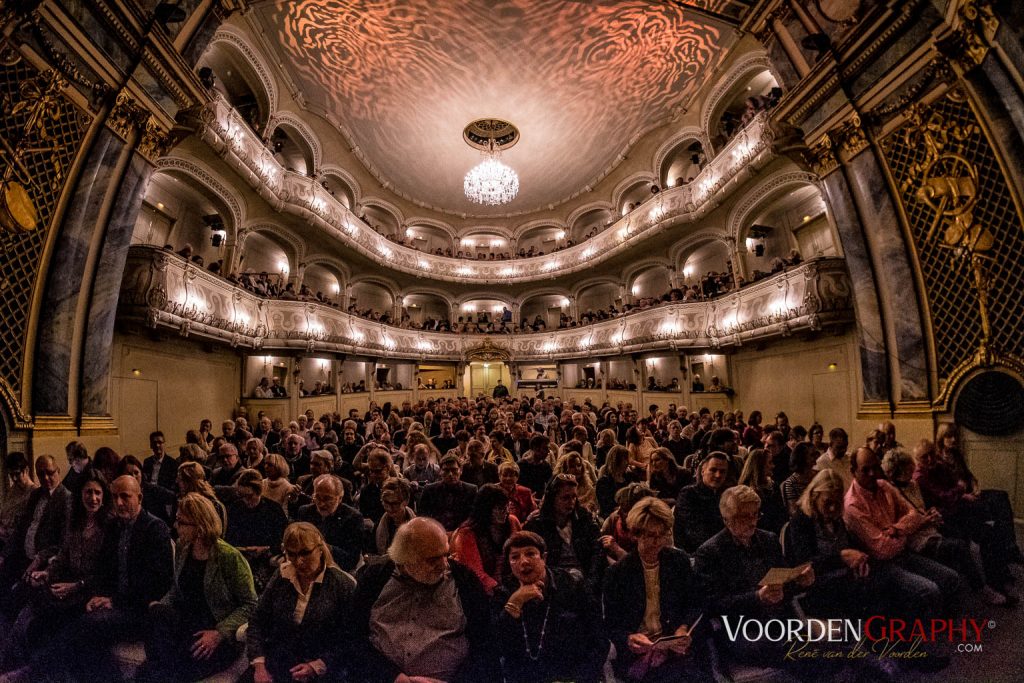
[351,517,497,682]
[694,485,814,665]
[297,474,364,571]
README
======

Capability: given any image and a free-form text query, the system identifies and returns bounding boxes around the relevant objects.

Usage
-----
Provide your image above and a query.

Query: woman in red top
[451,484,522,594]
[498,460,536,522]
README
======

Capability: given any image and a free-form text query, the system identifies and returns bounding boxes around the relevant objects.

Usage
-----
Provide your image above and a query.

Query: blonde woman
[737,447,784,532]
[554,451,598,514]
[261,453,295,511]
[143,494,256,682]
[175,461,226,528]
[247,522,355,683]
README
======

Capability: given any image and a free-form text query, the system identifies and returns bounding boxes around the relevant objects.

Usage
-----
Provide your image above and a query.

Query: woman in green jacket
[141,493,257,682]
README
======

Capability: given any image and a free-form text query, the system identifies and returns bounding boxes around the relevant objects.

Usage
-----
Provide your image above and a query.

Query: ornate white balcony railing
[120,246,853,361]
[178,97,776,284]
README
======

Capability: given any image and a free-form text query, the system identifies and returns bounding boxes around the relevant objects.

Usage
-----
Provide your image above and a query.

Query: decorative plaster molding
[122,246,852,362]
[178,100,778,284]
[699,53,774,139]
[154,157,246,232]
[208,27,279,116]
[726,169,820,243]
[267,110,323,171]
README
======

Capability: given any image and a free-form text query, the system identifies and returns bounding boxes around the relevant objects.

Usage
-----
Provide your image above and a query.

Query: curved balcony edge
[175,98,777,284]
[119,246,854,362]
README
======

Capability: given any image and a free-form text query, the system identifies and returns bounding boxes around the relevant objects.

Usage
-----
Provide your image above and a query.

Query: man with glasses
[0,455,71,602]
[351,517,497,682]
[297,475,364,571]
[359,450,394,524]
[694,485,814,667]
[418,454,478,532]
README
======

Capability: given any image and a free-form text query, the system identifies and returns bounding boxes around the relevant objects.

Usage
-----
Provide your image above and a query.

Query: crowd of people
[1,394,1018,682]
[160,241,808,338]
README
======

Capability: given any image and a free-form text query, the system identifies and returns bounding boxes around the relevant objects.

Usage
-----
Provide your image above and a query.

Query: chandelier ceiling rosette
[463,119,520,206]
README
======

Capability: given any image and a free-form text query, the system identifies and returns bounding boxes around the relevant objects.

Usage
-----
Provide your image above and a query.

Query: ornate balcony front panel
[120,246,854,361]
[178,97,777,284]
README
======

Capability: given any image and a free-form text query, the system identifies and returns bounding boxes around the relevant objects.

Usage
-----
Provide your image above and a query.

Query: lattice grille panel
[881,91,1024,380]
[0,60,89,396]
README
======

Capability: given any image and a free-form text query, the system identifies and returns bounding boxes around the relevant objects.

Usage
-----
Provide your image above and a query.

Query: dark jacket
[493,568,606,683]
[225,498,288,554]
[417,481,478,532]
[3,484,72,571]
[247,565,356,681]
[95,510,173,614]
[693,528,791,619]
[351,557,498,683]
[603,548,704,671]
[296,502,365,571]
[673,482,724,553]
[523,507,603,589]
[142,454,179,491]
[785,511,853,576]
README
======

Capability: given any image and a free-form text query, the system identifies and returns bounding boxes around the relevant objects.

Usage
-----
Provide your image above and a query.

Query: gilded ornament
[1,70,72,235]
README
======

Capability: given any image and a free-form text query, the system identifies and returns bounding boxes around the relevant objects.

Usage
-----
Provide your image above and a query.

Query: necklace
[522,602,552,661]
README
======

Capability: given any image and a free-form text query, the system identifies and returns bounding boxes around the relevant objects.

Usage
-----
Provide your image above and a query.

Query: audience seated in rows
[0,396,1019,682]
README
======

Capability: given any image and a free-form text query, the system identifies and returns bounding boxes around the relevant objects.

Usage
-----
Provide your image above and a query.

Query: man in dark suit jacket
[297,474,364,571]
[417,455,477,532]
[0,455,71,596]
[142,430,179,491]
[673,452,729,553]
[36,475,172,682]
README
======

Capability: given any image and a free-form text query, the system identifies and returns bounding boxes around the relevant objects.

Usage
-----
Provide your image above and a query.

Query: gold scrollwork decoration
[901,93,997,358]
[833,114,869,159]
[107,91,149,141]
[805,134,838,177]
[0,69,72,236]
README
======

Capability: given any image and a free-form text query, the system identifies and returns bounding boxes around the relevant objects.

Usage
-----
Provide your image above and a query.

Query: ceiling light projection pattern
[260,0,729,215]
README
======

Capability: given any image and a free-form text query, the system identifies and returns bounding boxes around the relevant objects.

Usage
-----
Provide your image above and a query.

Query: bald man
[35,475,173,681]
[351,517,498,682]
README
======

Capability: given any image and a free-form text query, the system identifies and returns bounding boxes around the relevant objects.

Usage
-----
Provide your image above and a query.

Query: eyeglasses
[284,547,317,560]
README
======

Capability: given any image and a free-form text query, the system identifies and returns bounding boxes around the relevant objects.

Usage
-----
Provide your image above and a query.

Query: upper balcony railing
[180,97,777,284]
[120,246,853,361]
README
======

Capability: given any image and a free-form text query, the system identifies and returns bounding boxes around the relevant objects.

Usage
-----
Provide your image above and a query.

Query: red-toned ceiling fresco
[251,0,737,217]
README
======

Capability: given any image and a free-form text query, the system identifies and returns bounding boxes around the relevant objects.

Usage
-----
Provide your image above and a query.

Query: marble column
[82,152,154,415]
[844,150,929,401]
[819,171,889,403]
[33,128,125,416]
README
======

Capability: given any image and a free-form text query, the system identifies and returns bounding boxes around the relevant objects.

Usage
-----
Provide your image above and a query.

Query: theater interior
[0,0,1023,681]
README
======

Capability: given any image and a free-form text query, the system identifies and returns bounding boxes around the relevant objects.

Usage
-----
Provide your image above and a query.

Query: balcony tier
[120,246,854,361]
[176,97,777,284]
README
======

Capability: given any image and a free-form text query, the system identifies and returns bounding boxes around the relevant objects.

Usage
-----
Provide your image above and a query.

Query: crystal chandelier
[464,140,519,205]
